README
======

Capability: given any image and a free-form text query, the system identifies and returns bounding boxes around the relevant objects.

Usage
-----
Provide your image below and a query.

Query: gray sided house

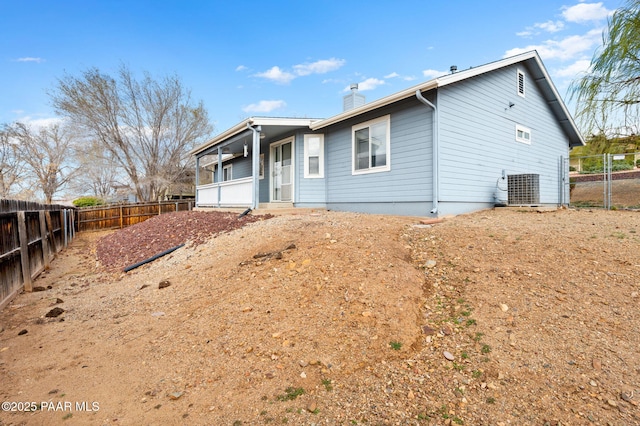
[191,51,584,217]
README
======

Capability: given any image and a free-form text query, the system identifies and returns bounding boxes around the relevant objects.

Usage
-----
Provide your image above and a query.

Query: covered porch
[192,117,316,209]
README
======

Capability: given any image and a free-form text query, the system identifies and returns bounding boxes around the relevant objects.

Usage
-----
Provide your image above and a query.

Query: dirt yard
[1,208,639,425]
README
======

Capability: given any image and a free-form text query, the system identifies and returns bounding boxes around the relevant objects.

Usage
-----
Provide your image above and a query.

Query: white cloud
[554,59,592,77]
[293,58,345,76]
[351,78,385,91]
[385,72,417,81]
[562,2,612,23]
[518,20,565,38]
[235,65,248,72]
[536,20,565,33]
[422,69,448,79]
[254,66,296,84]
[505,28,602,61]
[242,100,286,113]
[15,57,44,63]
[254,58,345,84]
[517,30,533,37]
[15,115,63,129]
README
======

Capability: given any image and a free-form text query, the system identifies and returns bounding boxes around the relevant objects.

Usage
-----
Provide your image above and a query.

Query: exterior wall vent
[508,174,539,205]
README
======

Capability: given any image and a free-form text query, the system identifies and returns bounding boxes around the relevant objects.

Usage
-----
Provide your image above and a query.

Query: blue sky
[0,0,624,134]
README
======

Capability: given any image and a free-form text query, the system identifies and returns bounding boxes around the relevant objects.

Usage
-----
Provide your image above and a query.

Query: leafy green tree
[571,0,640,138]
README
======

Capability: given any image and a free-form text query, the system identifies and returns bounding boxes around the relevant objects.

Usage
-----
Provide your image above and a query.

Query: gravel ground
[0,208,639,426]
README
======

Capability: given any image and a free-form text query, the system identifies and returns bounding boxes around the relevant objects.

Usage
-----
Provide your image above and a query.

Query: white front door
[271,138,293,202]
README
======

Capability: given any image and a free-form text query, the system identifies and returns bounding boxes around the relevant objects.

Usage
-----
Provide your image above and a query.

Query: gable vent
[508,174,539,205]
[517,69,525,97]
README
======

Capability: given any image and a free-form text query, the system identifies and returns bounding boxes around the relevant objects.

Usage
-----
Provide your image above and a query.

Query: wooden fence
[0,199,76,310]
[76,199,194,232]
[0,199,194,310]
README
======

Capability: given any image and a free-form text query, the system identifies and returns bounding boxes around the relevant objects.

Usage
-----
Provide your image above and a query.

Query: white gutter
[415,90,439,215]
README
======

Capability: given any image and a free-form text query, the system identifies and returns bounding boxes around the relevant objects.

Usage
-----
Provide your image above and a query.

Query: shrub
[73,196,105,207]
[611,162,633,172]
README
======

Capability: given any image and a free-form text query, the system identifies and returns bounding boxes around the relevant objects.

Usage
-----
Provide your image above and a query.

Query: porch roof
[190,117,319,156]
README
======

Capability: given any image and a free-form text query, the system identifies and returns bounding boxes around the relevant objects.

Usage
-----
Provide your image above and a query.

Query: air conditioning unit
[508,174,539,205]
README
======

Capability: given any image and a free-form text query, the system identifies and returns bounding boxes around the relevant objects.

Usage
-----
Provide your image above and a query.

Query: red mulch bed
[96,210,271,271]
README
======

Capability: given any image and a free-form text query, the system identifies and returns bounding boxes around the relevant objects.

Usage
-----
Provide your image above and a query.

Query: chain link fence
[569,152,640,210]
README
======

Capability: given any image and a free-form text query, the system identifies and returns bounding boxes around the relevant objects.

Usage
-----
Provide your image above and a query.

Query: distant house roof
[310,50,585,147]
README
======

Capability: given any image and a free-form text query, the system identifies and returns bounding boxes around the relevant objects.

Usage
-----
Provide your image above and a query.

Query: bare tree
[10,122,77,203]
[0,124,24,198]
[71,137,123,200]
[51,65,213,201]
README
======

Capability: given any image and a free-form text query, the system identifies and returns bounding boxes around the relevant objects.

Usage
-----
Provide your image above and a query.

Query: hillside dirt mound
[1,208,639,425]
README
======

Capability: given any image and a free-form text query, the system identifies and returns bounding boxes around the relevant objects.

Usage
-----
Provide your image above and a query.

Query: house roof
[192,51,584,156]
[310,50,585,147]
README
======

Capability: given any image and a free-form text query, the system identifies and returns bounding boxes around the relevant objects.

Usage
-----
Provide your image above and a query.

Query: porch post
[195,155,200,205]
[217,147,223,207]
[250,125,262,209]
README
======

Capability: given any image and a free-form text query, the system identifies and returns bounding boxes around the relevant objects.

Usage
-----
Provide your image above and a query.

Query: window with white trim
[517,69,525,97]
[304,134,324,178]
[515,124,531,144]
[352,115,390,174]
[222,164,232,181]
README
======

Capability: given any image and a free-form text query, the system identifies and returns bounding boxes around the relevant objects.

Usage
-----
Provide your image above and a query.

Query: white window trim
[269,137,295,203]
[351,115,391,175]
[222,164,233,181]
[517,69,525,98]
[303,134,325,178]
[515,124,531,144]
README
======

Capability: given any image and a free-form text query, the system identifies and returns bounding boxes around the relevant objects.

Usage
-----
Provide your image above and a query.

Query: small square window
[516,124,531,144]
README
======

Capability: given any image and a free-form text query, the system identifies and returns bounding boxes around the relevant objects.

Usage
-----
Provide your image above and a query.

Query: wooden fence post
[45,211,58,254]
[39,211,51,270]
[17,211,32,292]
[119,206,124,229]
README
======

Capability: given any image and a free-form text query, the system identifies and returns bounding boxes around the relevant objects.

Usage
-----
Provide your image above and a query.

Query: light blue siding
[437,64,568,209]
[323,99,433,215]
[212,155,252,183]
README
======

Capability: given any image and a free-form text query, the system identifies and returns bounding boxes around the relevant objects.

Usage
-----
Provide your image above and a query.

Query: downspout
[415,90,439,215]
[247,123,262,210]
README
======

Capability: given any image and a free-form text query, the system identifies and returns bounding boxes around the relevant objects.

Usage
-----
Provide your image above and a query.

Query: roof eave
[310,80,439,131]
[190,117,320,155]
